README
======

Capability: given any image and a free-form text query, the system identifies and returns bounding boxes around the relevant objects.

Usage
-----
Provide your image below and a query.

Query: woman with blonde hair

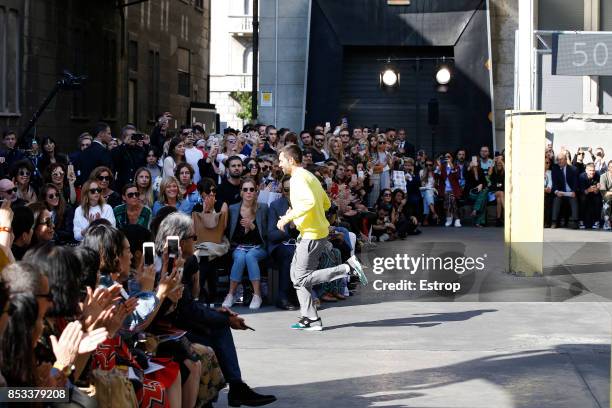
[152,176,191,216]
[134,167,155,208]
[73,179,116,241]
[328,136,345,163]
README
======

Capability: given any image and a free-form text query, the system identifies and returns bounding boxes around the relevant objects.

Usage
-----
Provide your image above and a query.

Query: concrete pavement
[216,228,612,407]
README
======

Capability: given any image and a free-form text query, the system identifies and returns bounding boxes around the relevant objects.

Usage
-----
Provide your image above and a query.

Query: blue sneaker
[347,255,368,286]
[290,316,323,331]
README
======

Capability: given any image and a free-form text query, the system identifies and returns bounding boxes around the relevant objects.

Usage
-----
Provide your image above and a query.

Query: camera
[132,133,144,142]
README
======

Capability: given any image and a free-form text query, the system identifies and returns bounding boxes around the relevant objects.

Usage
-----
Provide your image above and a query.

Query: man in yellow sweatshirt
[277,145,367,331]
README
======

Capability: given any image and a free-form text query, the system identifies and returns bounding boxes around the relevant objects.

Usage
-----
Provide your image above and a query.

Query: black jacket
[112,144,146,191]
[552,164,579,194]
[76,141,113,186]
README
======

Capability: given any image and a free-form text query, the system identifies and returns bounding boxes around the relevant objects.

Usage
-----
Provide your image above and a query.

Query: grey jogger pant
[290,237,349,320]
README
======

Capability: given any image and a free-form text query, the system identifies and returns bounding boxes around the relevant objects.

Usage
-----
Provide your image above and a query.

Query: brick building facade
[0,0,210,151]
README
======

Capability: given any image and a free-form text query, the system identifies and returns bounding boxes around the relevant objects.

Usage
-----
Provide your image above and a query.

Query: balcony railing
[228,15,253,36]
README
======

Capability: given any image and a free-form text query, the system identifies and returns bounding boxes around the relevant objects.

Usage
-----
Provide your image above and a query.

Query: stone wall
[490,0,518,151]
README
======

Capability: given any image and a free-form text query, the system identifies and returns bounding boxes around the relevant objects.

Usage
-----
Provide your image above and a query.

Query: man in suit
[267,176,299,310]
[396,128,416,159]
[551,151,579,229]
[76,122,113,186]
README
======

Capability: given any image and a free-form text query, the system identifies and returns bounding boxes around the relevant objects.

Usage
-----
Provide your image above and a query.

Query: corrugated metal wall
[339,47,461,154]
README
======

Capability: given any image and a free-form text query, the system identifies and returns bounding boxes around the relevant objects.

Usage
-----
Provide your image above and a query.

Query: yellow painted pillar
[504,110,545,276]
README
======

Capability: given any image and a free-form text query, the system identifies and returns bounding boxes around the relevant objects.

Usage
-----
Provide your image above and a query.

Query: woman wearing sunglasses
[26,202,56,246]
[223,177,268,310]
[11,159,37,204]
[113,183,152,229]
[90,166,121,208]
[43,163,76,206]
[39,183,74,244]
[419,160,439,225]
[73,180,116,241]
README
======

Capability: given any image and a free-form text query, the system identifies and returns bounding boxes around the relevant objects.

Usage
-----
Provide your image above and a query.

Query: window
[243,46,253,74]
[177,47,191,97]
[102,35,117,119]
[128,79,137,125]
[129,40,138,72]
[148,49,160,120]
[0,6,20,115]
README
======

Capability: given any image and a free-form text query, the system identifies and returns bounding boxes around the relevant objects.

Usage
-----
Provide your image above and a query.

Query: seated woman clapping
[222,177,268,310]
[73,180,116,241]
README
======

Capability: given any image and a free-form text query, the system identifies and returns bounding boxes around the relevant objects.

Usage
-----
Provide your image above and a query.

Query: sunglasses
[227,139,237,144]
[46,193,58,200]
[340,134,350,138]
[315,138,325,142]
[18,170,30,177]
[89,188,102,194]
[185,234,198,241]
[426,163,434,167]
[38,218,54,227]
[242,187,256,192]
[97,175,111,181]
[204,189,217,195]
[126,192,139,198]
[283,188,290,193]
[383,193,391,197]
[81,143,90,148]
[1,187,17,194]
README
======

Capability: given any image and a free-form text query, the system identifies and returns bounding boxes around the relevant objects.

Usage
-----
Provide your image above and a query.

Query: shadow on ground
[238,343,609,408]
[323,309,498,330]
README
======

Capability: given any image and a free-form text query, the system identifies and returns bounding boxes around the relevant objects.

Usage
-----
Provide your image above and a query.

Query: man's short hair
[226,155,243,167]
[281,144,303,164]
[120,124,137,140]
[12,206,34,239]
[299,130,311,139]
[79,132,92,142]
[265,125,276,134]
[92,122,110,137]
[3,131,16,139]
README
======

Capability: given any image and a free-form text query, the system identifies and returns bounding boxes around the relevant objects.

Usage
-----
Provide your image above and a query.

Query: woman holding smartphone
[39,183,74,244]
[73,180,116,241]
[44,163,77,205]
[489,157,505,226]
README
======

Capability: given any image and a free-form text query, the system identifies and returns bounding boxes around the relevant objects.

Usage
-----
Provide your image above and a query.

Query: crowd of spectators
[0,113,608,406]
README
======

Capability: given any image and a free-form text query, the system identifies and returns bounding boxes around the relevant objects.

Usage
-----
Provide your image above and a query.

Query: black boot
[228,382,277,407]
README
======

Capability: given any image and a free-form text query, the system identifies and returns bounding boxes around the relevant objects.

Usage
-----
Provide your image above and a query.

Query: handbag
[192,209,228,244]
[90,368,139,408]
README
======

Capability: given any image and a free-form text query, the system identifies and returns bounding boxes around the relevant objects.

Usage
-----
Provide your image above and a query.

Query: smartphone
[242,323,256,331]
[120,287,129,301]
[325,121,331,129]
[167,236,180,259]
[143,242,155,266]
[581,146,589,151]
[471,155,478,165]
[358,170,365,178]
